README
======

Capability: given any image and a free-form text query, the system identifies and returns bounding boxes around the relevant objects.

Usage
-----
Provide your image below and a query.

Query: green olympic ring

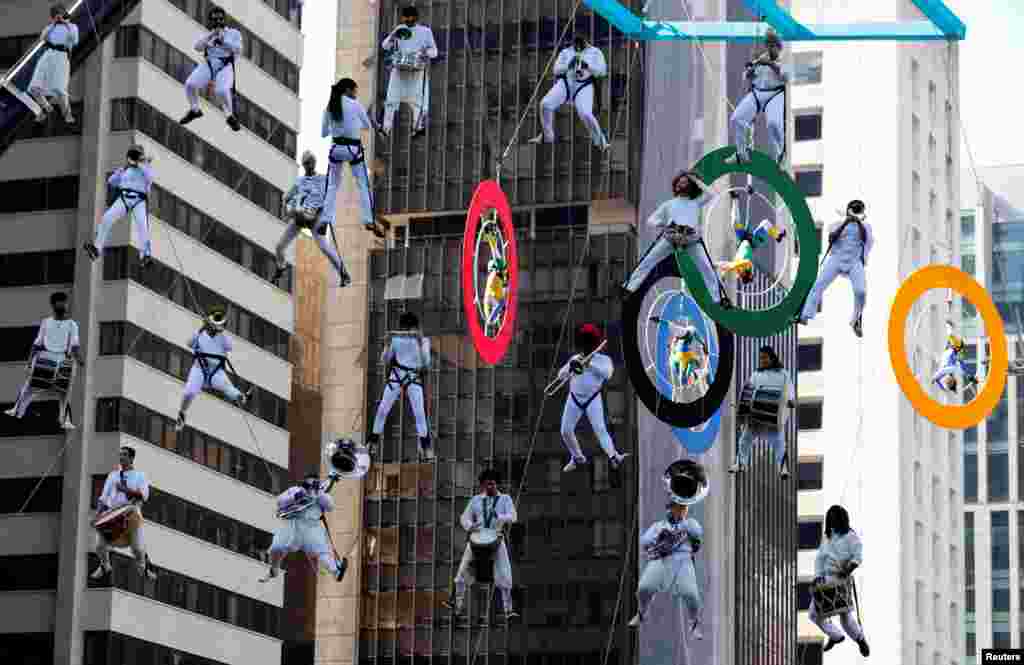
[674,147,820,338]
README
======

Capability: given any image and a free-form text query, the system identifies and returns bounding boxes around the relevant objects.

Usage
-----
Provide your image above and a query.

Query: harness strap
[826,218,868,265]
[204,50,237,99]
[44,43,70,53]
[386,363,423,391]
[752,86,785,114]
[192,351,228,383]
[560,75,595,103]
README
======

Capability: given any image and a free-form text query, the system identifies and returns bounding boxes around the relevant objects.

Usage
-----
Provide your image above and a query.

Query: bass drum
[812,580,854,620]
[469,528,499,584]
[737,373,789,430]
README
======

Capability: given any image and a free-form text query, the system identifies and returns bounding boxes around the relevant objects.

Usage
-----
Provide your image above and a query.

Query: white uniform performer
[5,292,83,429]
[175,306,250,432]
[368,312,434,461]
[444,469,519,621]
[933,321,978,393]
[321,78,382,237]
[556,324,627,472]
[180,6,243,132]
[91,446,156,580]
[29,4,79,124]
[84,144,154,267]
[629,497,705,640]
[729,29,787,165]
[623,170,723,301]
[261,471,347,582]
[528,34,609,150]
[275,150,351,287]
[796,200,874,337]
[730,345,795,477]
[380,6,438,138]
[810,505,870,657]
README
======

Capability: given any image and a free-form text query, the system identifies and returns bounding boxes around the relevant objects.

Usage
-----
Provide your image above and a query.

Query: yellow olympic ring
[887,265,1008,429]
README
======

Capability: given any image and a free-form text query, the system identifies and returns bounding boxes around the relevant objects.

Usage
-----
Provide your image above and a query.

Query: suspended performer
[717,191,786,285]
[528,31,609,150]
[811,505,870,657]
[480,222,509,336]
[666,317,709,390]
[90,446,157,581]
[623,170,724,302]
[175,305,251,432]
[629,485,705,640]
[729,29,787,166]
[380,5,437,139]
[261,469,347,583]
[84,144,154,267]
[556,324,628,472]
[275,150,351,288]
[5,292,84,429]
[28,4,78,125]
[795,200,874,337]
[730,345,794,478]
[368,312,435,461]
[933,320,978,393]
[321,78,384,239]
[180,5,243,132]
[443,469,519,622]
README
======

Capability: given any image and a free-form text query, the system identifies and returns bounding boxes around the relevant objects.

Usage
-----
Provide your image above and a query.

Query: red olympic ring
[462,180,518,365]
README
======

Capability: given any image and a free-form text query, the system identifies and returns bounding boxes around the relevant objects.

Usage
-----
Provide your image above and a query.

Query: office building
[0,0,303,663]
[790,1,963,664]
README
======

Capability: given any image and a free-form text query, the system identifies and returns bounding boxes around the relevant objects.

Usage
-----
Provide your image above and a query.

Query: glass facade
[991,221,1024,335]
[360,223,637,665]
[992,512,1011,648]
[372,0,644,214]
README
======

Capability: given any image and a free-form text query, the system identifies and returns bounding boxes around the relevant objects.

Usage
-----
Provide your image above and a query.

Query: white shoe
[90,564,110,580]
[728,463,745,474]
[563,458,585,472]
[628,612,643,627]
[259,567,279,583]
[175,412,186,432]
[691,620,704,640]
[61,418,75,430]
[527,134,548,145]
[4,407,17,418]
[609,453,630,470]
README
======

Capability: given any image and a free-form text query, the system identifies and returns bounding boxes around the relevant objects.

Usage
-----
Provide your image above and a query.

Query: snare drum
[288,204,321,229]
[29,355,73,393]
[737,374,789,430]
[469,528,500,584]
[811,580,854,620]
[93,504,142,547]
[391,51,425,71]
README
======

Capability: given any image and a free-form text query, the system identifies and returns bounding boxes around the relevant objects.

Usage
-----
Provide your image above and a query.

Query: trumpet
[544,339,608,396]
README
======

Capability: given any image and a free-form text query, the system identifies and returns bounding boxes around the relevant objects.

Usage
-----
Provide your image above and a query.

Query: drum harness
[20,318,75,423]
[204,31,237,105]
[384,332,426,395]
[191,330,245,393]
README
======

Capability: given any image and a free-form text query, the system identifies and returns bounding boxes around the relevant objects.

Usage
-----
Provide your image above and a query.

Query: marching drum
[29,356,73,394]
[737,374,788,430]
[469,528,500,584]
[391,52,425,72]
[93,504,141,547]
[811,580,854,620]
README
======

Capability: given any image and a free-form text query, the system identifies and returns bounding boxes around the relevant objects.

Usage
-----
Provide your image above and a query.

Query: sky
[295,0,1020,173]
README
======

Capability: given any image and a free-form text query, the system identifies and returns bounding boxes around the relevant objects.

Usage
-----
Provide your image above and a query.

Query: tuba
[663,459,710,505]
[325,436,371,480]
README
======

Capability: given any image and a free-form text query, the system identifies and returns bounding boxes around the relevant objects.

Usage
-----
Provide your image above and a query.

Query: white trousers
[322,144,374,228]
[95,511,147,573]
[185,60,235,115]
[800,256,866,324]
[736,424,786,467]
[181,363,242,410]
[731,88,786,161]
[560,392,619,462]
[275,219,348,280]
[809,594,864,642]
[29,49,70,114]
[625,237,720,302]
[372,369,429,438]
[11,351,69,420]
[383,69,429,132]
[539,77,607,147]
[95,197,151,258]
[269,518,341,576]
[454,541,514,610]
[637,554,702,624]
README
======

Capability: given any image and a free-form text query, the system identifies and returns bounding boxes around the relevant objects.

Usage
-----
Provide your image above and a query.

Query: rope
[677,0,736,115]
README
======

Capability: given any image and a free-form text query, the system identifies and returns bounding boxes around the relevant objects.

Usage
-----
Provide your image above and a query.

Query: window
[0,400,63,437]
[795,169,823,198]
[85,631,230,665]
[794,111,822,142]
[797,581,814,610]
[0,176,79,214]
[797,459,823,491]
[793,51,823,85]
[798,643,823,665]
[988,389,1010,501]
[798,519,823,550]
[0,633,55,665]
[964,429,977,502]
[0,554,59,591]
[797,341,822,372]
[0,477,61,513]
[797,401,823,430]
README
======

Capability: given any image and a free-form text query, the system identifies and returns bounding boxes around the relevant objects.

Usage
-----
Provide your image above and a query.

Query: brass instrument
[644,524,688,560]
[544,339,608,396]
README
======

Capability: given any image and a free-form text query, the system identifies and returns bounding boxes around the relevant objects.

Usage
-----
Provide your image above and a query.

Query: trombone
[543,340,608,396]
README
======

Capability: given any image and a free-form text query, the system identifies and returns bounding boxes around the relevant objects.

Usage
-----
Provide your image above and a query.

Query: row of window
[0,477,61,513]
[165,0,299,93]
[98,321,288,429]
[89,475,272,560]
[12,101,85,141]
[0,176,79,214]
[95,397,287,495]
[0,554,58,592]
[798,341,823,372]
[110,98,284,217]
[0,632,54,665]
[0,401,63,437]
[147,184,293,293]
[84,631,227,665]
[88,552,281,638]
[0,249,75,287]
[114,25,297,159]
[102,246,290,360]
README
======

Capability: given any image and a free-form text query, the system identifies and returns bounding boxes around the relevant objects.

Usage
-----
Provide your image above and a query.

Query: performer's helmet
[575,323,602,353]
[300,150,316,166]
[208,6,226,24]
[330,438,358,473]
[206,305,228,331]
[847,199,866,220]
[663,459,709,505]
[50,4,68,19]
[126,144,145,163]
[398,311,419,330]
[119,446,136,460]
[478,468,501,484]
